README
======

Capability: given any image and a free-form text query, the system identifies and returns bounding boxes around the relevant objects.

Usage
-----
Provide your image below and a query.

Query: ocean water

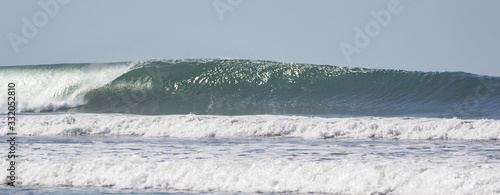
[1,59,500,194]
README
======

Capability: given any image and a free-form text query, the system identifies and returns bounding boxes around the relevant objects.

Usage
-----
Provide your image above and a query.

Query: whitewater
[1,59,499,194]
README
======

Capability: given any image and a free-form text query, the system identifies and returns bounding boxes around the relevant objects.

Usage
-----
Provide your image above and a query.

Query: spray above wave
[1,59,499,118]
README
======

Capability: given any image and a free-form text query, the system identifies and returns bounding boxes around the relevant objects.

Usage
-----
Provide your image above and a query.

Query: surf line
[6,83,17,187]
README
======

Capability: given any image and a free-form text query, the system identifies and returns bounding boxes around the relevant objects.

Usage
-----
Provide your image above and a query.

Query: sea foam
[5,154,499,194]
[2,114,499,140]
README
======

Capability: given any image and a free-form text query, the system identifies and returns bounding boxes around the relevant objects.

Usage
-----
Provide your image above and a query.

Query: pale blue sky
[1,0,499,76]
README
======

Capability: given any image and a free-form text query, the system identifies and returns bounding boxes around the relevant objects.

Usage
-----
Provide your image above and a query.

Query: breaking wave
[1,59,499,118]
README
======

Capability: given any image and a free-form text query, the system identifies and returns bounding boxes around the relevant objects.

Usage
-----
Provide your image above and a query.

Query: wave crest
[1,59,499,117]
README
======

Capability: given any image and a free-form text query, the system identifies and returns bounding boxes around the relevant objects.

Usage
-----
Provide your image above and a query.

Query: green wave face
[71,59,499,118]
[0,59,498,117]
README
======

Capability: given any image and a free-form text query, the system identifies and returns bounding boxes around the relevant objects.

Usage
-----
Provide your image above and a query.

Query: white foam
[2,114,499,194]
[0,62,135,112]
[2,114,499,140]
[5,156,499,194]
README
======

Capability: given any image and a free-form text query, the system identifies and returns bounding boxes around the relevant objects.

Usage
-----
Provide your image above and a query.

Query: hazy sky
[1,0,499,76]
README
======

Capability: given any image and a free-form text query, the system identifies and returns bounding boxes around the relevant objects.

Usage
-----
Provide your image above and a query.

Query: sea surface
[1,59,499,194]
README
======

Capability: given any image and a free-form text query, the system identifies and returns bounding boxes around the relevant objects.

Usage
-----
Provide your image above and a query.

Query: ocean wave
[2,114,499,140]
[0,62,135,112]
[1,59,499,117]
[5,156,499,194]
